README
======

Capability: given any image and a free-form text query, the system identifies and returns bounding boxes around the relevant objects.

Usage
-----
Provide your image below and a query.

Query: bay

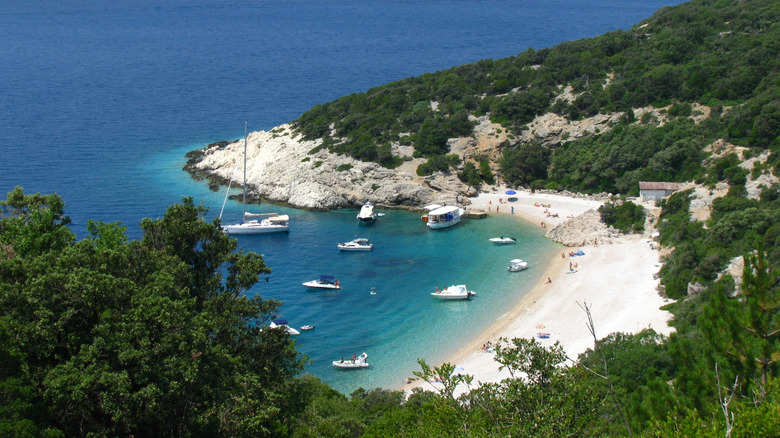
[0,0,684,393]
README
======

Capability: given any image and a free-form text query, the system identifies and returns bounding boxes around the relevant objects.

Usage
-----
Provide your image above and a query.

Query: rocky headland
[184,124,477,211]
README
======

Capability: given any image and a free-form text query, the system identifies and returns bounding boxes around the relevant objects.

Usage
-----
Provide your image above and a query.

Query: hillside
[187,0,778,208]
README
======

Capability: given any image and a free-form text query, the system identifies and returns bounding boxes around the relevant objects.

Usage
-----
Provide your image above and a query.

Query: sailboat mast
[242,121,247,220]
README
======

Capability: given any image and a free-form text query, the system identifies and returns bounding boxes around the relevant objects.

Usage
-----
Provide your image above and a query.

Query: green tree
[0,190,305,437]
[500,142,551,187]
[701,238,779,399]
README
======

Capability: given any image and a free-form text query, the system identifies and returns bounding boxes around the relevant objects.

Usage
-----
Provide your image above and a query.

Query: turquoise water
[1,0,683,393]
[149,144,560,392]
[232,206,559,392]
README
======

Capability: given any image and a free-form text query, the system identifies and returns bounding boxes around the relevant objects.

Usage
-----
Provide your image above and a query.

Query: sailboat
[220,123,290,235]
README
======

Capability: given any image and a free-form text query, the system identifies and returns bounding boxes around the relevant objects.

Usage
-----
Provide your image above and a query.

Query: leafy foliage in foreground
[0,187,305,437]
[1,182,778,437]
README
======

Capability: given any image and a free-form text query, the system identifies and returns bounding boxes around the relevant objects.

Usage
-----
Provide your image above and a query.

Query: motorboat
[426,205,464,229]
[300,325,315,331]
[430,284,476,300]
[303,275,341,289]
[489,236,517,244]
[337,238,374,251]
[507,259,528,272]
[269,319,300,335]
[357,202,377,223]
[333,352,369,369]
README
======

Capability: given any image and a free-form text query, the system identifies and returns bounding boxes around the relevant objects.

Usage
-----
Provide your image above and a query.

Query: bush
[598,201,646,233]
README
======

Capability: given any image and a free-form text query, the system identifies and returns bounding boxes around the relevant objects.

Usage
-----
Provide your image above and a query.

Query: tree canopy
[0,187,305,437]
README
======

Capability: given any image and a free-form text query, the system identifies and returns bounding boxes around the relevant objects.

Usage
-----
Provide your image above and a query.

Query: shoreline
[402,190,674,395]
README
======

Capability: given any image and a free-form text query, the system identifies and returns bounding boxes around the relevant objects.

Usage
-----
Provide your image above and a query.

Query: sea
[0,0,685,393]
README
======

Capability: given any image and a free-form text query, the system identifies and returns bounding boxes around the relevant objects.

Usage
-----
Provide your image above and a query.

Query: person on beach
[511,206,514,214]
[545,277,552,284]
[569,262,573,271]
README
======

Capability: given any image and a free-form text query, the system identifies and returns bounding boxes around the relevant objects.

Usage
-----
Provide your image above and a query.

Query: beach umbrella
[452,366,466,376]
[505,190,516,195]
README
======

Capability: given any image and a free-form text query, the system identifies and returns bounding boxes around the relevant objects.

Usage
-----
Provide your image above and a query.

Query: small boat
[357,202,377,223]
[220,122,290,235]
[269,319,300,335]
[223,213,290,235]
[337,238,374,251]
[333,352,369,369]
[303,275,341,289]
[431,284,476,300]
[300,325,315,331]
[489,236,517,244]
[507,259,528,272]
[426,205,465,229]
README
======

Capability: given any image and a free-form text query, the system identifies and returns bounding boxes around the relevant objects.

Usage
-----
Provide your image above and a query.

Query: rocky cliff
[184,124,478,210]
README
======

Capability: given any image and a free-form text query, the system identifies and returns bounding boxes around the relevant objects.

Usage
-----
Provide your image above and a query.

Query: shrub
[599,201,646,233]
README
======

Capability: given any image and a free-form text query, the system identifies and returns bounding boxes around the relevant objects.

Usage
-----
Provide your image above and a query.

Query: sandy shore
[403,190,674,395]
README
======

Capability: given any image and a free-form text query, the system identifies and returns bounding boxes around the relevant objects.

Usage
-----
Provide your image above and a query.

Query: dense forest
[2,0,778,436]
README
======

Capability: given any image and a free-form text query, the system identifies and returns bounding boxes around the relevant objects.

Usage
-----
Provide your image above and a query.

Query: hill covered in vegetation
[293,0,778,195]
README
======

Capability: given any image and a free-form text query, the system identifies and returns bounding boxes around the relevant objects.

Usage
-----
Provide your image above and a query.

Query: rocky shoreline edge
[182,123,622,246]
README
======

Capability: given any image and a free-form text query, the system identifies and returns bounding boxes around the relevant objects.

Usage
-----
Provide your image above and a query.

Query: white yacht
[223,213,289,235]
[430,284,476,300]
[337,238,374,251]
[303,275,341,289]
[220,123,290,235]
[357,202,377,223]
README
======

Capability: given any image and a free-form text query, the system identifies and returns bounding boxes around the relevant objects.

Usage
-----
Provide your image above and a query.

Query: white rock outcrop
[545,209,621,247]
[189,124,474,210]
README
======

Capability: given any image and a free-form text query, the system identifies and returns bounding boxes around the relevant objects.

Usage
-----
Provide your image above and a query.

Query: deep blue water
[1,0,685,392]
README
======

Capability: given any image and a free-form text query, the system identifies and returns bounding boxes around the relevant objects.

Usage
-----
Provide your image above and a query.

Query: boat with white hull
[269,319,300,335]
[489,236,517,244]
[357,202,377,223]
[220,123,290,235]
[426,205,464,229]
[223,213,289,234]
[333,352,369,369]
[337,238,374,251]
[303,275,341,289]
[507,259,528,272]
[431,284,476,300]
